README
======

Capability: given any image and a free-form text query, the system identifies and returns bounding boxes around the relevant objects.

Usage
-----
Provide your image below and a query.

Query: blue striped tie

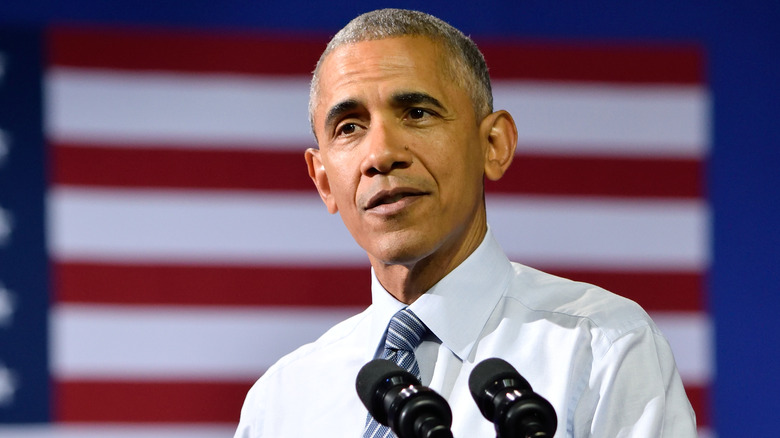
[362,308,428,438]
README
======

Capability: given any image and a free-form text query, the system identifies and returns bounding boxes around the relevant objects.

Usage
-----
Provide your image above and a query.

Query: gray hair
[308,8,493,132]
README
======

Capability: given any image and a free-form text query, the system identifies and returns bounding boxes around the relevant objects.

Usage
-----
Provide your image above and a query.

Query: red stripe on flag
[481,41,705,84]
[54,262,702,311]
[544,268,705,312]
[683,383,711,428]
[49,26,326,76]
[489,153,703,199]
[54,379,252,423]
[52,144,703,198]
[54,262,371,308]
[53,379,708,426]
[51,143,314,192]
[49,27,703,84]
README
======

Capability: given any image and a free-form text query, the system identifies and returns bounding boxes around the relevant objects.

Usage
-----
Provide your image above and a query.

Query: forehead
[313,36,462,118]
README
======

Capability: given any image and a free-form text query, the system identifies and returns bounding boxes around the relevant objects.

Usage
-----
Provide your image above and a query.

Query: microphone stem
[416,417,454,438]
[521,420,550,438]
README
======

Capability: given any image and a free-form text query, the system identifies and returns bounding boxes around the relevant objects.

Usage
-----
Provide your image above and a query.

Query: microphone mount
[357,359,453,438]
[469,358,557,438]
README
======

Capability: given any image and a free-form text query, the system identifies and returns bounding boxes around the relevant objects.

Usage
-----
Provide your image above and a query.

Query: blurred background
[0,1,778,437]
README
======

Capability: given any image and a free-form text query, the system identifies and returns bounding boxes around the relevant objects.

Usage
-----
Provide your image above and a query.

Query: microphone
[356,359,453,438]
[468,358,557,438]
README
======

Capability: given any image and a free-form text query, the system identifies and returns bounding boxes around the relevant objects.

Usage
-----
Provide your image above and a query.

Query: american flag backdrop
[0,26,712,436]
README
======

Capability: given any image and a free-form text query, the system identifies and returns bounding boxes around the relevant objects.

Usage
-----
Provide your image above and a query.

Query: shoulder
[235,309,373,435]
[260,308,371,383]
[505,262,660,343]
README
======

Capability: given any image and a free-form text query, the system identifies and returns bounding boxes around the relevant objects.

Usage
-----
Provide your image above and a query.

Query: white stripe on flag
[486,194,710,270]
[493,81,710,157]
[51,304,361,379]
[48,187,709,270]
[47,68,709,156]
[46,68,312,147]
[47,187,363,264]
[649,311,714,386]
[0,425,711,438]
[0,425,235,438]
[51,305,710,384]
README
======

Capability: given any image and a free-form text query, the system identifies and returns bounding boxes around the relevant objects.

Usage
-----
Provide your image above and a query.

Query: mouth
[364,187,427,211]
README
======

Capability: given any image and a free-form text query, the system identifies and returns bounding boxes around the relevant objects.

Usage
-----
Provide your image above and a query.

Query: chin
[366,232,439,267]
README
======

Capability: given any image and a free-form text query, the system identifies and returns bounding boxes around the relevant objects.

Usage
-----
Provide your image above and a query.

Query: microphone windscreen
[468,358,530,399]
[356,359,418,409]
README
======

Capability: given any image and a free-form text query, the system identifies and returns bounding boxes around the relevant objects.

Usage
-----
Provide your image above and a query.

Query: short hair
[308,8,493,131]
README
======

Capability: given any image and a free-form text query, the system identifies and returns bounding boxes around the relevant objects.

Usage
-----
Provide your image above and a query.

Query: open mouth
[365,188,426,211]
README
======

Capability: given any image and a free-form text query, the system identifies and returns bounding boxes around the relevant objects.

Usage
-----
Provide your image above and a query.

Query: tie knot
[385,308,427,352]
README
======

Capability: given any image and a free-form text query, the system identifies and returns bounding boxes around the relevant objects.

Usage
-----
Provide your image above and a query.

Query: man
[235,8,696,437]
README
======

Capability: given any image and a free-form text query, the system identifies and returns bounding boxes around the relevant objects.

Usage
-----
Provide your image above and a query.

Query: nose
[360,120,413,176]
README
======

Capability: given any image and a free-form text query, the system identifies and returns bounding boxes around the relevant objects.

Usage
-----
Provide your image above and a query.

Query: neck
[371,222,487,305]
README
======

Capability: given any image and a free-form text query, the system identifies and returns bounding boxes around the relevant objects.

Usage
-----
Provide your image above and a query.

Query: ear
[305,147,339,214]
[480,110,518,181]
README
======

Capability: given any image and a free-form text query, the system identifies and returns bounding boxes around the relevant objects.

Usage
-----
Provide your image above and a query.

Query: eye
[408,108,427,119]
[337,123,358,136]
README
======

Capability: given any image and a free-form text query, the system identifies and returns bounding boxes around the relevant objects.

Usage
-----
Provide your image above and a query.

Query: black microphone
[356,359,453,438]
[468,358,557,438]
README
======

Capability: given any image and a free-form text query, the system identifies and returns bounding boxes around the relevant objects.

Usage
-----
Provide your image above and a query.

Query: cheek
[327,168,363,217]
[434,145,486,211]
[429,135,484,183]
[329,175,354,203]
[322,151,358,194]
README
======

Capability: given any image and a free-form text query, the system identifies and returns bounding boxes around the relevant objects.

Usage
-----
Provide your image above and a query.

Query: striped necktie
[362,308,428,438]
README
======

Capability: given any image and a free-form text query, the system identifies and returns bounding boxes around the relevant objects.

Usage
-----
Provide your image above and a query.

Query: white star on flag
[0,206,11,246]
[0,363,17,407]
[0,53,6,84]
[0,129,9,167]
[0,283,15,327]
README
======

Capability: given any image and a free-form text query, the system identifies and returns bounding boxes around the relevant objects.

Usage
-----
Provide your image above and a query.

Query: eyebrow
[392,92,445,111]
[324,99,360,132]
[322,92,446,132]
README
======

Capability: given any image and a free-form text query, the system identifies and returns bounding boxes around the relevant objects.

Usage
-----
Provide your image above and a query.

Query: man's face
[307,36,490,268]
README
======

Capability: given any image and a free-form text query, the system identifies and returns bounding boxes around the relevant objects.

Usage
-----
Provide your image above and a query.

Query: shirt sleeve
[233,378,266,438]
[573,323,698,437]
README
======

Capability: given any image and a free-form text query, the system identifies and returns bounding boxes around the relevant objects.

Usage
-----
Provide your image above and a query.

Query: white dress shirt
[234,229,697,437]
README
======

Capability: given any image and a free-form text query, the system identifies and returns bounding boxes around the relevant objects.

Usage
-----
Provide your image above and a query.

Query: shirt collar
[368,272,408,355]
[369,227,513,361]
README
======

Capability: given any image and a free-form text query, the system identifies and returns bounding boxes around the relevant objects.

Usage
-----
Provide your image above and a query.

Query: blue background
[2,0,779,434]
[0,27,49,423]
